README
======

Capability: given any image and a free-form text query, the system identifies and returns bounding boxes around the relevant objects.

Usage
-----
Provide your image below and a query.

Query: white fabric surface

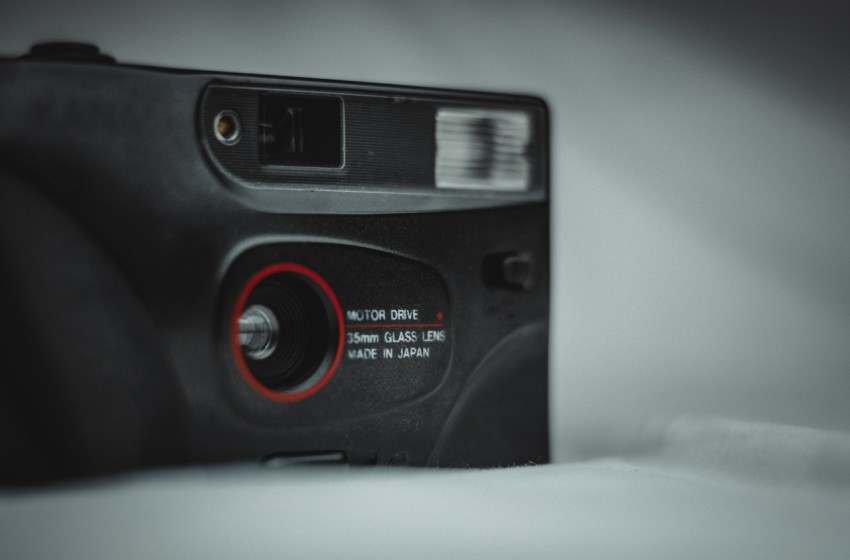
[2,420,850,560]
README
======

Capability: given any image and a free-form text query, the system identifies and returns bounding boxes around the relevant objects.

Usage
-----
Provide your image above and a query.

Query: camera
[0,44,550,483]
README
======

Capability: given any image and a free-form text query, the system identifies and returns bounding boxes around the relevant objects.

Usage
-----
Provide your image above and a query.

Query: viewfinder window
[259,94,343,167]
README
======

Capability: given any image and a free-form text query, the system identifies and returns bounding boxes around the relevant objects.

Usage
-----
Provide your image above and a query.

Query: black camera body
[0,45,550,483]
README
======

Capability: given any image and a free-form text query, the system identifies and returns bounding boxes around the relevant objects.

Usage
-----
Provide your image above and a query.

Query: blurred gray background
[2,0,849,464]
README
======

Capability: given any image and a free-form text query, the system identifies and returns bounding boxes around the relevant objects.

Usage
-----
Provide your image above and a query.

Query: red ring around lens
[230,263,344,402]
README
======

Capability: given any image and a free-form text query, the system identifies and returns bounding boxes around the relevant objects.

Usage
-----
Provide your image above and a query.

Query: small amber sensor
[213,110,241,145]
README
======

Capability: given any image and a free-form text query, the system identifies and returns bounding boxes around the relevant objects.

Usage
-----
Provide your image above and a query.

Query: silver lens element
[435,108,532,191]
[238,304,279,360]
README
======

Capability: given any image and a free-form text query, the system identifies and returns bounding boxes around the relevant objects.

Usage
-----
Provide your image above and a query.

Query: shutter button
[22,42,116,63]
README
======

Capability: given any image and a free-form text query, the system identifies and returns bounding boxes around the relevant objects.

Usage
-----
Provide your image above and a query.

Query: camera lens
[231,264,343,400]
[238,305,279,360]
[214,110,241,145]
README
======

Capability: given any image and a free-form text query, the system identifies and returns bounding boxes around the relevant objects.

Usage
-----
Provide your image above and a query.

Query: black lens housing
[232,265,342,399]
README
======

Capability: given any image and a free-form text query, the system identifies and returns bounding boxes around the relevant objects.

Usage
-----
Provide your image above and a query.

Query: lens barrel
[231,264,342,399]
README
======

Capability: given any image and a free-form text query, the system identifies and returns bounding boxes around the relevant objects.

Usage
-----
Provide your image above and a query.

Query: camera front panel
[0,54,549,482]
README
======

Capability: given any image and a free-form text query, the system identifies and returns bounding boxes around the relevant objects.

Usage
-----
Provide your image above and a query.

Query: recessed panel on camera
[200,83,547,213]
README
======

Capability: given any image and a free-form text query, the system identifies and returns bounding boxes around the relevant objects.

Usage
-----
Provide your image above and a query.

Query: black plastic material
[22,42,116,63]
[431,322,549,466]
[0,173,186,484]
[0,53,550,483]
[482,252,535,290]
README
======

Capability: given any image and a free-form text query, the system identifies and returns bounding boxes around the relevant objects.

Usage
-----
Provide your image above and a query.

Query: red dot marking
[437,312,444,320]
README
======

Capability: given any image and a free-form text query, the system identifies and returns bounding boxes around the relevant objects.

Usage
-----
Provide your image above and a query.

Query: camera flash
[435,108,532,191]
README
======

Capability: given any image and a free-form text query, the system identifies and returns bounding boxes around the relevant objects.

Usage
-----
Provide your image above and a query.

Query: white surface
[3,417,850,558]
[1,1,849,557]
[2,450,849,560]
